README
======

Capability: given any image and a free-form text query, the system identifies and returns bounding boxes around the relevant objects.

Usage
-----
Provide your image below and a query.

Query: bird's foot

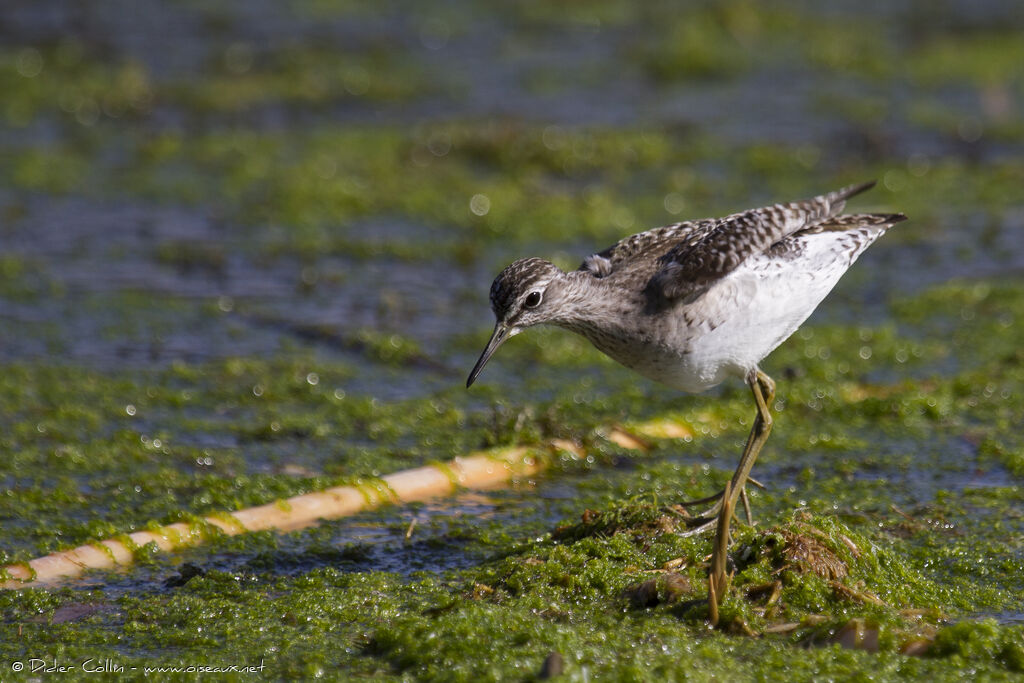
[671,490,723,536]
[674,477,764,536]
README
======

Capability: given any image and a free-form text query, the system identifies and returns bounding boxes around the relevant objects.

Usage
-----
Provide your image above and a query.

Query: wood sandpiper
[467,181,905,535]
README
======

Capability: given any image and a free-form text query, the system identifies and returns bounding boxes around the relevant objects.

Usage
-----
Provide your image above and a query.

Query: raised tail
[824,180,878,218]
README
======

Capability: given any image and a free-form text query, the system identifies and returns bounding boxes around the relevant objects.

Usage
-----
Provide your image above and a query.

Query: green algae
[907,32,1024,89]
[637,4,754,81]
[162,44,435,113]
[0,290,1019,675]
[0,42,153,129]
[2,1,1024,679]
[205,512,248,536]
[358,507,1023,680]
[930,620,1024,672]
[348,477,402,507]
[2,275,1020,577]
[4,117,1021,269]
[0,36,430,131]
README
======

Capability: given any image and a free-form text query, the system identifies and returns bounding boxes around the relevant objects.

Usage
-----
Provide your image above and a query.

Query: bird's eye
[524,291,542,308]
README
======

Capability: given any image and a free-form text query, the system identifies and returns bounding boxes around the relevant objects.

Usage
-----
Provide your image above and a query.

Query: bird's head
[466,257,564,387]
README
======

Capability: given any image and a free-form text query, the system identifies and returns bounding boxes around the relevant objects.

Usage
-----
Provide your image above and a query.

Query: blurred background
[0,0,1022,644]
[2,0,1024,671]
[2,0,1021,382]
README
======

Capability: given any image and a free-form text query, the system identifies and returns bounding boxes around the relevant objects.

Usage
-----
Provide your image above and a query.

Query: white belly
[594,231,876,393]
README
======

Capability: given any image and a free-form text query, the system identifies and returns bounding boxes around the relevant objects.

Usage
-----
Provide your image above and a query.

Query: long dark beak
[466,323,509,388]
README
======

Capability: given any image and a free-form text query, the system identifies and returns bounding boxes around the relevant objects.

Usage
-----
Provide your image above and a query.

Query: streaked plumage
[473,181,904,392]
[467,181,905,534]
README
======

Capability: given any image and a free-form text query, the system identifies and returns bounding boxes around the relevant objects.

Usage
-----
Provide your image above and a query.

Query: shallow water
[1,0,1022,678]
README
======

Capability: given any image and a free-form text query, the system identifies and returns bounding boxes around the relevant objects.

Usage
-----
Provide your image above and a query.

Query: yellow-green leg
[680,368,775,536]
[725,368,774,512]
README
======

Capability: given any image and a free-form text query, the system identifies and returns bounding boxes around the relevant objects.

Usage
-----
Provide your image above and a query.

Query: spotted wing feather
[650,182,878,299]
[767,213,907,260]
[579,220,715,277]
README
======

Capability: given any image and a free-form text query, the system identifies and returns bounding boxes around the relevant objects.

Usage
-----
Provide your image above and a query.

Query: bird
[466,181,905,534]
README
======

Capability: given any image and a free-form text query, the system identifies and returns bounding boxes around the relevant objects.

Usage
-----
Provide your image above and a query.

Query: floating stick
[1,418,695,590]
[1,446,546,589]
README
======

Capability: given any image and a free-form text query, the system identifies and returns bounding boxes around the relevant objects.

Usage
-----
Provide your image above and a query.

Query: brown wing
[578,219,717,277]
[649,181,878,299]
[767,213,907,260]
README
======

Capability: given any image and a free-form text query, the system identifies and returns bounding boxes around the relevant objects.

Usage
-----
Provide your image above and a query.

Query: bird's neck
[547,271,626,334]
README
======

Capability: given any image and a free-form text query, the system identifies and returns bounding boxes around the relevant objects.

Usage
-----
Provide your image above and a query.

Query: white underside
[606,231,877,392]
